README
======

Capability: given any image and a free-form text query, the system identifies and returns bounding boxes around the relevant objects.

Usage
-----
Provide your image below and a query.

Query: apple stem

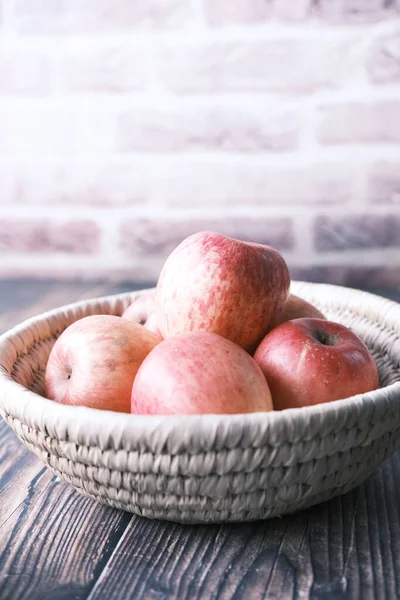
[315,330,335,346]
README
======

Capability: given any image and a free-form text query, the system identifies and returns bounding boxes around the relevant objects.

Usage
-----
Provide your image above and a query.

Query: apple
[142,312,161,337]
[156,232,290,352]
[45,315,162,412]
[131,331,273,415]
[254,318,379,410]
[122,292,161,337]
[268,294,326,330]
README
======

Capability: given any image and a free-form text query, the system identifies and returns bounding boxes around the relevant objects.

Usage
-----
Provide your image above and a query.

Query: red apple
[269,294,326,330]
[45,315,162,412]
[254,318,379,410]
[157,232,290,352]
[122,292,162,337]
[131,331,273,415]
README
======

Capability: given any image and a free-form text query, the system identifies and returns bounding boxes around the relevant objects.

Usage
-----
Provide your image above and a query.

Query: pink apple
[254,318,379,410]
[268,294,326,330]
[143,313,161,337]
[45,315,162,412]
[131,331,273,415]
[121,292,162,337]
[157,232,290,352]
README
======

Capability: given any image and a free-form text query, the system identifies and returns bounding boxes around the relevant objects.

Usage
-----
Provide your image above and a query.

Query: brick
[317,102,400,144]
[366,30,400,84]
[117,105,300,152]
[120,216,294,260]
[1,161,355,208]
[204,0,272,26]
[0,162,154,206]
[317,0,397,22]
[0,107,115,154]
[274,0,312,19]
[160,163,354,206]
[314,214,400,252]
[15,0,194,33]
[368,163,400,204]
[0,220,100,254]
[204,0,311,24]
[159,39,352,94]
[0,51,50,95]
[65,44,149,92]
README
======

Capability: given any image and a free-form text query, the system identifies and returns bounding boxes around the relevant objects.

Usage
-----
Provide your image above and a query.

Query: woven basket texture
[0,281,399,524]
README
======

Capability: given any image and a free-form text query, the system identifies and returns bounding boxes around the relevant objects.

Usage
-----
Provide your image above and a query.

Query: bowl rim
[0,281,400,454]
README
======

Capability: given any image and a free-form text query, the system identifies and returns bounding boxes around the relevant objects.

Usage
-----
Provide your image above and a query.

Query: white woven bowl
[0,282,400,524]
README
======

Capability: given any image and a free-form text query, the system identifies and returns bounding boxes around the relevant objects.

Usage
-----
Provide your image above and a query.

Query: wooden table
[1,280,400,600]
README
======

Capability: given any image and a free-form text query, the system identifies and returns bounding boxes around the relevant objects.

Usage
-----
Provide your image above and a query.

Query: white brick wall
[1,0,400,286]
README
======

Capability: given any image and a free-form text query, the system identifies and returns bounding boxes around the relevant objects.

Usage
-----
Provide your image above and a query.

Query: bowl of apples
[1,232,400,524]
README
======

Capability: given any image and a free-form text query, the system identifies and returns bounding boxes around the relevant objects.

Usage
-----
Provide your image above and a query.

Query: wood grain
[0,419,51,526]
[0,478,132,600]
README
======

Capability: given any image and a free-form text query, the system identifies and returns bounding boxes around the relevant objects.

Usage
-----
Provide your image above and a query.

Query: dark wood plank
[0,419,51,526]
[86,451,400,600]
[108,282,156,295]
[0,477,132,600]
[0,281,116,335]
[0,280,55,314]
[342,457,400,600]
[358,287,400,304]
